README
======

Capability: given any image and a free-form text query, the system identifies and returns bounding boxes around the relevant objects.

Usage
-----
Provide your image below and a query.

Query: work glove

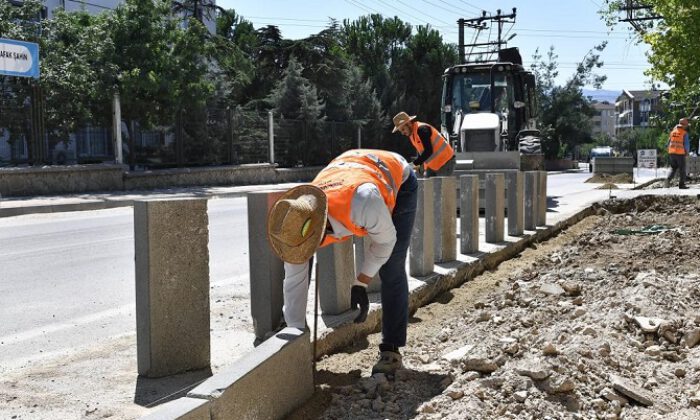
[350,280,369,323]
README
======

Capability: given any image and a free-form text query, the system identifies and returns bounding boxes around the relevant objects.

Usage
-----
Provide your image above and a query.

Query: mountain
[582,89,621,103]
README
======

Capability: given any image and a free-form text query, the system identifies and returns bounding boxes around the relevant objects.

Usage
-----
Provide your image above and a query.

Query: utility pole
[618,0,662,35]
[457,8,517,64]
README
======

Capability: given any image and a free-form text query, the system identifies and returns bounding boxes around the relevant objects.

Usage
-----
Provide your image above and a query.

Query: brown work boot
[372,350,402,375]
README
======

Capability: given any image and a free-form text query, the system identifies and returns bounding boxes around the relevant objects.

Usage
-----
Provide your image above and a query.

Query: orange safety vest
[668,126,687,155]
[312,149,405,247]
[409,122,454,171]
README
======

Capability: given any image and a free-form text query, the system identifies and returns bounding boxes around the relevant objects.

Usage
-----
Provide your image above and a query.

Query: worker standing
[665,117,690,189]
[267,149,417,376]
[392,112,455,177]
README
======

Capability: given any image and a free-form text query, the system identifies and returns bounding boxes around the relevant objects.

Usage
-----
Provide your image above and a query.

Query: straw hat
[392,111,417,133]
[267,185,328,264]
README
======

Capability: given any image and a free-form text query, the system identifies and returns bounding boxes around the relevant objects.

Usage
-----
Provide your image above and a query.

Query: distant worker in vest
[392,112,455,177]
[665,117,690,189]
[267,149,417,376]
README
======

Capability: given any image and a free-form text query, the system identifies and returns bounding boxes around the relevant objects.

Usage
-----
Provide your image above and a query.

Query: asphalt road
[0,197,250,372]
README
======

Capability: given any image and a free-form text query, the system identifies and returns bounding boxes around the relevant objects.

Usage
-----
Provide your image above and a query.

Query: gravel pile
[294,196,700,420]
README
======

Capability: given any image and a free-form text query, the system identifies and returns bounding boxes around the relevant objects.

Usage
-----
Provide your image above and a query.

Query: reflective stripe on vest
[312,149,405,247]
[409,122,455,171]
[668,126,686,155]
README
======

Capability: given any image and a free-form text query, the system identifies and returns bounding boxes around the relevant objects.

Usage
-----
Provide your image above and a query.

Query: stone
[562,282,582,296]
[610,375,654,406]
[600,387,628,405]
[542,342,559,356]
[513,391,528,403]
[462,357,498,374]
[633,316,667,334]
[545,375,575,394]
[446,389,464,400]
[476,312,492,322]
[684,328,700,348]
[644,345,662,356]
[516,363,552,380]
[442,344,475,364]
[540,283,565,296]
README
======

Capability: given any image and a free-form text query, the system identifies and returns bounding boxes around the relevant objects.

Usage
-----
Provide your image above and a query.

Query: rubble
[289,196,700,420]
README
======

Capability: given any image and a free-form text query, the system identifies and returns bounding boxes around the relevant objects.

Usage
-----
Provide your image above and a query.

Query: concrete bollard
[134,198,210,378]
[410,178,435,277]
[537,171,548,226]
[433,176,457,263]
[354,236,381,293]
[460,175,479,254]
[485,173,505,243]
[506,171,524,236]
[247,190,286,344]
[317,239,355,315]
[524,171,539,231]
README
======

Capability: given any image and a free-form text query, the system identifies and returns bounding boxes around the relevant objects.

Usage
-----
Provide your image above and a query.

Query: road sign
[0,38,39,79]
[637,149,657,169]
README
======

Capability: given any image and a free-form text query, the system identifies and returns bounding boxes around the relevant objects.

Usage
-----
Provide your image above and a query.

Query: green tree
[392,25,457,126]
[531,44,607,159]
[0,0,46,151]
[601,1,699,124]
[341,14,412,105]
[40,10,115,143]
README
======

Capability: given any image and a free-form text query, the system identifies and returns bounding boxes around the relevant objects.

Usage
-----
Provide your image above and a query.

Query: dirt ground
[288,195,700,420]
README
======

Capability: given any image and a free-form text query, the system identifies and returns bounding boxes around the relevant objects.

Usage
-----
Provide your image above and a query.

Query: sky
[218,0,659,95]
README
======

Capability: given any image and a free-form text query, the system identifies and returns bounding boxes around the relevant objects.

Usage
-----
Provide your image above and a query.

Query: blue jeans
[378,171,417,348]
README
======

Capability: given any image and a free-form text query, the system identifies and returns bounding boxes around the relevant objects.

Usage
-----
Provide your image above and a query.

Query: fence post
[134,198,210,377]
[506,171,524,236]
[247,190,286,345]
[112,92,123,164]
[433,176,457,263]
[410,177,435,277]
[460,175,479,254]
[485,173,505,243]
[524,171,539,231]
[268,111,275,164]
[537,171,548,226]
[317,240,355,315]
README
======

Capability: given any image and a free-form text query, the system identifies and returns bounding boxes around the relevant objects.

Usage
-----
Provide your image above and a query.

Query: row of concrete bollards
[133,171,547,378]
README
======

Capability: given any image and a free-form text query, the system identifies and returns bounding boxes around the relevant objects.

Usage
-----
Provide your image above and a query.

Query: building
[42,0,123,17]
[10,1,218,33]
[2,0,219,165]
[591,101,616,139]
[615,89,664,134]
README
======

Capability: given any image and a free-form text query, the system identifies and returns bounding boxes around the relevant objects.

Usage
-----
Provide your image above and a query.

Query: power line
[395,0,452,26]
[456,0,484,13]
[343,0,377,15]
[65,0,112,10]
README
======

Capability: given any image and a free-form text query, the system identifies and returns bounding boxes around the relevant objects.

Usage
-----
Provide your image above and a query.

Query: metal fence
[0,98,396,169]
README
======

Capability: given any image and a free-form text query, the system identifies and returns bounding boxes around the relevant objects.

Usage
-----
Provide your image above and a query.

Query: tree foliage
[531,43,607,159]
[601,0,700,123]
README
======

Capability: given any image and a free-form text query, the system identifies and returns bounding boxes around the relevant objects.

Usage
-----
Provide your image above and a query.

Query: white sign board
[637,149,657,169]
[0,38,39,78]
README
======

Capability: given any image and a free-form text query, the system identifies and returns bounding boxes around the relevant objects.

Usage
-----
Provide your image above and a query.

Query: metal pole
[268,111,275,164]
[112,92,123,164]
[357,125,361,148]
